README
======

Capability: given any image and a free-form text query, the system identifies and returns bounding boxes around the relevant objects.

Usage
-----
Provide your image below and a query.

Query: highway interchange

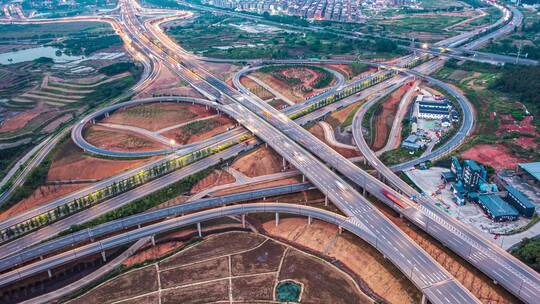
[0,0,539,303]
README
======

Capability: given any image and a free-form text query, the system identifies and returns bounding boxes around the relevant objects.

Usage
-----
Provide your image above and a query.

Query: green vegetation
[511,237,540,273]
[165,13,404,60]
[433,60,540,161]
[53,34,121,56]
[350,62,370,77]
[380,147,425,166]
[98,62,138,76]
[0,22,114,41]
[62,165,218,234]
[0,136,67,212]
[481,9,540,60]
[258,65,334,89]
[341,104,362,129]
[0,144,33,180]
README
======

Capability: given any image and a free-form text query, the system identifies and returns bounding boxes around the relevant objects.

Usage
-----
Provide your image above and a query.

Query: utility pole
[515,43,522,64]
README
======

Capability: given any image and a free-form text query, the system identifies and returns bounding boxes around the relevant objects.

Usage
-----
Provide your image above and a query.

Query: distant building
[401,134,422,151]
[477,194,519,222]
[462,160,486,192]
[417,99,452,120]
[505,185,536,218]
[517,162,540,186]
[450,156,462,177]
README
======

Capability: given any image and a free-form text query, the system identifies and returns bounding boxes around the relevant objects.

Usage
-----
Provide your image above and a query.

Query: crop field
[71,231,369,303]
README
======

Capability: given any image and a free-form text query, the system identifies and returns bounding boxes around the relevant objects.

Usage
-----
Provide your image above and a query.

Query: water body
[275,281,301,302]
[0,46,84,65]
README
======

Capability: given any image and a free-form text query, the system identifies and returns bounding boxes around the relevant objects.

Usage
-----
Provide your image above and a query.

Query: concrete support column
[105,112,109,118]
[275,212,280,227]
[421,294,427,304]
[242,214,246,228]
[302,175,305,183]
[362,187,366,196]
[40,256,43,261]
[197,222,202,237]
[282,157,287,170]
[91,119,96,125]
[325,194,328,206]
[47,269,52,278]
[101,251,107,262]
[308,216,312,225]
[137,224,141,229]
[338,226,343,234]
[151,235,156,246]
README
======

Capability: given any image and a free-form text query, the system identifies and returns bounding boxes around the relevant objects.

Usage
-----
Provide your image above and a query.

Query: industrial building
[477,194,519,222]
[505,185,535,218]
[517,162,540,186]
[443,157,535,221]
[401,134,422,151]
[416,95,453,120]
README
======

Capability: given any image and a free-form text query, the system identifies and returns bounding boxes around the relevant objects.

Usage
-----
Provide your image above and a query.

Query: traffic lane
[0,144,247,257]
[229,94,455,290]
[0,183,313,273]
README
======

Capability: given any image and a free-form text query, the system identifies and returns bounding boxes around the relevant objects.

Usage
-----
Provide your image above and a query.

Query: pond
[0,46,84,65]
[275,280,301,302]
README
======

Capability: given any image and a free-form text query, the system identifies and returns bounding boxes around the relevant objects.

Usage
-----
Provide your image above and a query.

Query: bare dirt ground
[190,169,235,194]
[327,99,364,126]
[308,124,361,158]
[373,202,519,304]
[85,125,167,152]
[253,71,300,103]
[136,66,203,99]
[161,116,235,145]
[0,184,84,221]
[47,139,152,181]
[0,103,49,133]
[75,231,369,304]
[460,144,527,171]
[102,102,216,132]
[239,76,274,100]
[0,139,153,220]
[231,146,285,178]
[262,218,420,303]
[371,84,408,150]
[69,265,158,304]
[514,136,538,149]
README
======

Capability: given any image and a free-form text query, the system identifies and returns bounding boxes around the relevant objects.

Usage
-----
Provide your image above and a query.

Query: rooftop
[479,194,519,218]
[519,162,540,181]
[506,185,535,209]
[464,159,481,172]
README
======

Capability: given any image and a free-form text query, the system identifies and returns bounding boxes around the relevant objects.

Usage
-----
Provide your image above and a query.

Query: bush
[99,62,137,76]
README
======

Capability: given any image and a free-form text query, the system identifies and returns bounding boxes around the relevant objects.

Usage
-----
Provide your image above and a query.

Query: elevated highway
[0,202,476,304]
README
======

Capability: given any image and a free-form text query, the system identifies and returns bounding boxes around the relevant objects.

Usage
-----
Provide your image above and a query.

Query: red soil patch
[0,103,50,132]
[514,137,538,149]
[161,116,235,145]
[102,103,216,132]
[239,76,274,100]
[309,124,361,158]
[85,125,167,152]
[371,84,409,151]
[47,139,152,181]
[325,64,352,78]
[0,184,84,221]
[190,169,235,194]
[460,144,527,171]
[231,146,285,178]
[497,114,537,136]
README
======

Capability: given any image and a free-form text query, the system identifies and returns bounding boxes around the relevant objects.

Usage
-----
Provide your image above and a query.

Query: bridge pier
[242,214,246,228]
[47,269,52,279]
[197,222,202,237]
[101,251,107,262]
[105,112,109,118]
[91,119,96,125]
[338,226,343,234]
[325,193,328,206]
[275,212,280,226]
[151,235,155,246]
[282,157,287,170]
[302,175,305,183]
[421,294,427,304]
[307,216,312,225]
